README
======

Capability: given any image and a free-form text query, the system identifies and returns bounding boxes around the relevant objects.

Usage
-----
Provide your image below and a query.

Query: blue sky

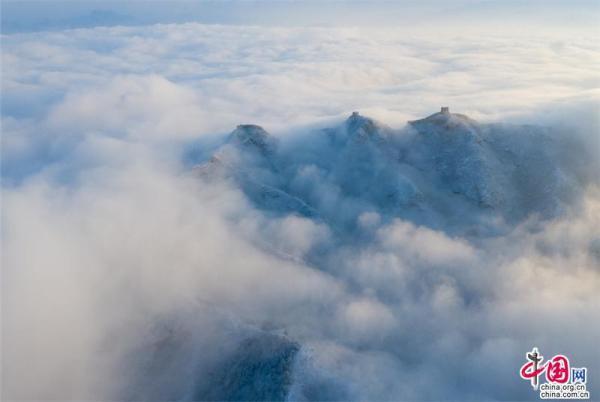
[2,0,599,33]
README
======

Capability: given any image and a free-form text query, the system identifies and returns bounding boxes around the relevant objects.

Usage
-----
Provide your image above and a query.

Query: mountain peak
[345,111,381,139]
[228,124,276,154]
[409,107,478,129]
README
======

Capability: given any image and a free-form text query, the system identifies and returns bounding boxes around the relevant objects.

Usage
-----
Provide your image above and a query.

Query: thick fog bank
[2,23,599,401]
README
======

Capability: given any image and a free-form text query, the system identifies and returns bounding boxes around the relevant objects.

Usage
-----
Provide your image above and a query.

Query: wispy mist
[2,21,599,401]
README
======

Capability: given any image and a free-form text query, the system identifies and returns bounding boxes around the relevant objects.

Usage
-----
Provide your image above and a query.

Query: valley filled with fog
[2,17,599,401]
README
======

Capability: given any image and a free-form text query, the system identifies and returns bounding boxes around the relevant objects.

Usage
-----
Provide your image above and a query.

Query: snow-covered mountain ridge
[123,108,599,401]
[194,108,591,237]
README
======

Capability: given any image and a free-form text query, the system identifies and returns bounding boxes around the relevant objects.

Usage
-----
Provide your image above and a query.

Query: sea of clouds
[2,22,600,400]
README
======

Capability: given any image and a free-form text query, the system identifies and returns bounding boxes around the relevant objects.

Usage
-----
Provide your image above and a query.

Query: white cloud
[2,24,599,132]
[1,22,599,401]
[46,75,207,140]
[378,220,477,265]
[337,298,397,344]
